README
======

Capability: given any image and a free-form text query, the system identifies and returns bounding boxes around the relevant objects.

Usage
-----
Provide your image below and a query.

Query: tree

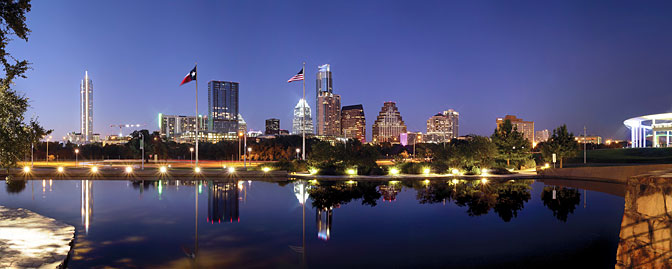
[540,125,579,168]
[491,119,532,167]
[0,1,48,173]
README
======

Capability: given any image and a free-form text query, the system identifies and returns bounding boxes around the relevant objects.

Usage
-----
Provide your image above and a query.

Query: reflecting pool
[1,178,625,268]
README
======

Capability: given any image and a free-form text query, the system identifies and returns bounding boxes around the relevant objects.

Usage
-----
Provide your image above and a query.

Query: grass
[567,148,672,164]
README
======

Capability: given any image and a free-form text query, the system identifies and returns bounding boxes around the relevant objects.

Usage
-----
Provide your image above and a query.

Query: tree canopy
[491,119,532,167]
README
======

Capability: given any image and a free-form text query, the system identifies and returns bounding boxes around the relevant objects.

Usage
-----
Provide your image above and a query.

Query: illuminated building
[159,114,206,141]
[174,130,237,143]
[292,98,314,135]
[265,118,280,135]
[81,180,93,234]
[102,135,131,146]
[238,114,247,134]
[372,101,407,144]
[80,71,93,143]
[625,113,672,148]
[317,207,332,241]
[496,115,535,143]
[535,129,550,142]
[316,64,341,137]
[426,109,459,143]
[400,132,423,146]
[208,181,239,223]
[341,104,365,142]
[575,135,603,144]
[208,81,239,133]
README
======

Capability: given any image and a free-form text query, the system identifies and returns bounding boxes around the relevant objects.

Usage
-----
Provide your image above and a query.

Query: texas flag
[180,66,197,85]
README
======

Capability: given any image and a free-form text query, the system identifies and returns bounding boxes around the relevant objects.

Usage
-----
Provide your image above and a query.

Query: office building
[265,118,280,135]
[238,114,247,134]
[426,109,459,143]
[535,129,550,143]
[315,64,341,136]
[341,104,366,142]
[576,135,603,144]
[372,101,407,143]
[208,81,239,133]
[159,114,205,140]
[80,71,93,143]
[400,132,423,146]
[292,98,314,135]
[496,115,535,142]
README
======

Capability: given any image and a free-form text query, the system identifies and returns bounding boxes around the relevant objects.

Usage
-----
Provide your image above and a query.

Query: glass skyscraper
[80,71,93,143]
[292,98,313,135]
[208,81,239,133]
[315,64,341,136]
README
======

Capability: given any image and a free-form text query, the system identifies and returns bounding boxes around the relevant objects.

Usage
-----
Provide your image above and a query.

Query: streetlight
[296,148,300,160]
[238,132,243,163]
[74,148,80,167]
[46,135,52,164]
[246,147,252,168]
[190,147,194,165]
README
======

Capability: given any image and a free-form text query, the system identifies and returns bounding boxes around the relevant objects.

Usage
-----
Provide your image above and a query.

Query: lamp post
[243,132,247,168]
[46,135,52,164]
[238,132,243,163]
[75,148,79,167]
[247,147,252,168]
[583,126,587,165]
[296,148,300,160]
[190,147,194,165]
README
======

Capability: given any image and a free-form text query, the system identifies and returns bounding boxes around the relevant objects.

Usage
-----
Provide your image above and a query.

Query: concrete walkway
[0,206,74,268]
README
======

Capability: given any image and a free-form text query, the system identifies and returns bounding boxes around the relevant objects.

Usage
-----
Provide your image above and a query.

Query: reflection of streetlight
[190,147,194,165]
[75,148,80,167]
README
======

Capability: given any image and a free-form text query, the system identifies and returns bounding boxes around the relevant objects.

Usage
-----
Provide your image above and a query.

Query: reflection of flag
[287,68,304,83]
[180,66,197,85]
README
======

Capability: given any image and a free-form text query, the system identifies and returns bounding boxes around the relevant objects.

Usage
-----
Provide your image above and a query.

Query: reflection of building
[81,180,93,234]
[372,102,407,144]
[426,109,459,143]
[341,104,366,142]
[159,114,206,141]
[378,184,400,202]
[208,181,239,223]
[535,129,550,142]
[316,64,341,137]
[624,113,672,148]
[575,135,603,144]
[292,99,314,135]
[317,207,332,241]
[293,181,310,205]
[496,115,534,142]
[208,81,239,133]
[80,71,93,143]
[265,118,280,135]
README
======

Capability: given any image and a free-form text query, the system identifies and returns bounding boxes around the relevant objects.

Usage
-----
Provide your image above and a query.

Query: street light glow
[23,166,30,173]
[159,166,167,173]
[57,166,64,173]
[262,167,271,172]
[228,167,235,173]
[346,168,357,175]
[91,167,98,173]
[389,168,400,176]
[125,166,133,173]
[423,167,431,175]
[194,167,201,173]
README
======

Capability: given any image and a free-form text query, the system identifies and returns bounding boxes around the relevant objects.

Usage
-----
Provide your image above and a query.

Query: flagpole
[302,61,306,160]
[195,62,199,168]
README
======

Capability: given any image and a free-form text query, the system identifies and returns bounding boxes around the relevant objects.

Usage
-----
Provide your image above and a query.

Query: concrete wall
[538,164,672,183]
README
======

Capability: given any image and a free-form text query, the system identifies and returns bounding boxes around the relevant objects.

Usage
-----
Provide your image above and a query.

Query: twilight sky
[10,0,672,141]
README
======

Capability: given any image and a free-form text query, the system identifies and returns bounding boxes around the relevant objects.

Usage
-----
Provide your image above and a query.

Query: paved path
[0,206,74,268]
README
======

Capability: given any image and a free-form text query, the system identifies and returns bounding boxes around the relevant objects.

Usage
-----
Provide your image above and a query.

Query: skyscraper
[315,64,341,136]
[80,71,93,143]
[426,109,459,143]
[159,114,205,140]
[496,115,535,142]
[208,81,239,133]
[372,102,407,143]
[265,118,280,135]
[292,98,314,135]
[341,104,366,142]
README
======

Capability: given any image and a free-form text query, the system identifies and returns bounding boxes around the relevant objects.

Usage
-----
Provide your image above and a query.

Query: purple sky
[10,0,672,141]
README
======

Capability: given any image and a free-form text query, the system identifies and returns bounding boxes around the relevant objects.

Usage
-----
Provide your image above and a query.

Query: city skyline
[12,1,672,141]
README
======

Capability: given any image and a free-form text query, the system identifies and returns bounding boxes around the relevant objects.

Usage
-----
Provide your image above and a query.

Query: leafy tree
[491,119,532,167]
[0,1,49,173]
[540,125,579,168]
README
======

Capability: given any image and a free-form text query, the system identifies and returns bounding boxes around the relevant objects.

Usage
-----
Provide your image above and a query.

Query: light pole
[247,147,252,168]
[190,147,194,165]
[243,133,247,168]
[296,148,300,160]
[46,135,52,164]
[139,133,144,170]
[75,148,79,167]
[583,126,587,165]
[238,132,243,163]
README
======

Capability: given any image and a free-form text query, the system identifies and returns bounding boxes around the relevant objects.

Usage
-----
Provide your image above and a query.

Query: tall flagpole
[302,62,306,160]
[195,63,199,167]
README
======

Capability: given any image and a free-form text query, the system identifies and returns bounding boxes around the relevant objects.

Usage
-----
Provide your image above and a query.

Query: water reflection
[540,186,581,222]
[207,180,239,224]
[5,179,26,194]
[81,180,93,234]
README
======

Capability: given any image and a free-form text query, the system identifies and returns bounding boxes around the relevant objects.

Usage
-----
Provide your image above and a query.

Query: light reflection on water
[0,178,627,268]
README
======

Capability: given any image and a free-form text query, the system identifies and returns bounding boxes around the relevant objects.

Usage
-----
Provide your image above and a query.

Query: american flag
[287,68,304,83]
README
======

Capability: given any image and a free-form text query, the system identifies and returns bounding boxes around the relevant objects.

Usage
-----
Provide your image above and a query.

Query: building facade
[576,135,603,144]
[208,81,239,133]
[292,98,314,135]
[341,104,366,142]
[80,71,93,143]
[496,115,535,142]
[372,101,407,143]
[265,118,280,135]
[315,64,341,137]
[238,114,247,134]
[535,129,550,143]
[425,109,459,143]
[159,114,205,141]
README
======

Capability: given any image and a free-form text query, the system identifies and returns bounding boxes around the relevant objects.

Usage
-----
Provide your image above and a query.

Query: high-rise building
[372,101,407,143]
[496,115,535,142]
[341,104,366,142]
[426,109,459,143]
[238,114,247,134]
[535,129,550,143]
[159,114,205,140]
[292,98,314,135]
[315,64,341,136]
[208,81,239,133]
[265,118,280,135]
[80,71,93,143]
